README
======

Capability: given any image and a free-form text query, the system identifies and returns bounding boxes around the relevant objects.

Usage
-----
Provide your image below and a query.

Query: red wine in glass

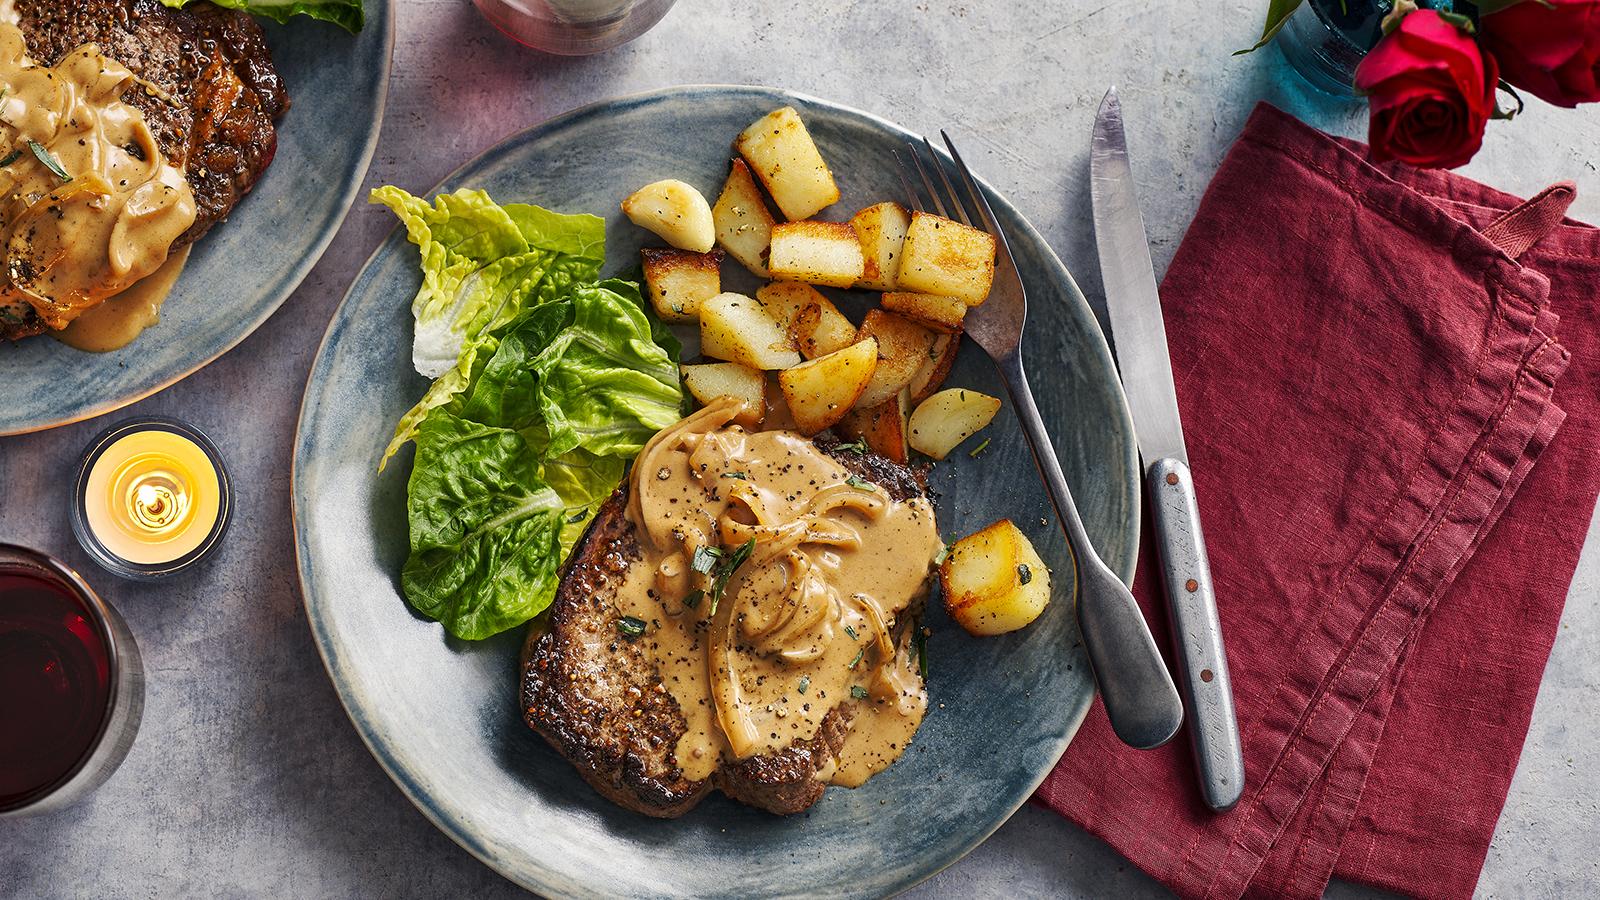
[0,546,142,815]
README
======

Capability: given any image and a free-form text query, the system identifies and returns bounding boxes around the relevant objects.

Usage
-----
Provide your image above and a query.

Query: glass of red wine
[472,0,678,55]
[0,544,143,816]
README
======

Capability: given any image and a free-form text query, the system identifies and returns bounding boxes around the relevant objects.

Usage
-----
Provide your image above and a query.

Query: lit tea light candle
[72,418,232,580]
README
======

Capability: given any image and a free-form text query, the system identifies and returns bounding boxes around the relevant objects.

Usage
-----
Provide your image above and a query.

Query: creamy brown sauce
[621,398,942,786]
[56,244,187,351]
[0,17,196,331]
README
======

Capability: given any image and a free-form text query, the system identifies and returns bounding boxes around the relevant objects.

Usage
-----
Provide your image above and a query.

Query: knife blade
[1091,86,1245,811]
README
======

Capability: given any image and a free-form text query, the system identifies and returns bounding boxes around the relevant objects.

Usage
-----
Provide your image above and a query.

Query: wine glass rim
[0,543,127,814]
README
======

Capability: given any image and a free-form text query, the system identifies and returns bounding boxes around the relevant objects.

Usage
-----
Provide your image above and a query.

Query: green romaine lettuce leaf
[376,187,683,640]
[452,280,680,541]
[517,282,681,460]
[371,187,605,465]
[159,0,365,32]
[402,413,566,641]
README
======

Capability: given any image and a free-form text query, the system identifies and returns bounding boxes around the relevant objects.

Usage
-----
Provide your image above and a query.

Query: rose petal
[1481,0,1600,107]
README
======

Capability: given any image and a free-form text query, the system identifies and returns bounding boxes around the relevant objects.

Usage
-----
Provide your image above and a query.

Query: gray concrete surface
[2,1,1597,897]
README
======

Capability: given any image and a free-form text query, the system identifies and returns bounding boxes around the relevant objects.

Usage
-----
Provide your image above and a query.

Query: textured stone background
[2,1,1597,897]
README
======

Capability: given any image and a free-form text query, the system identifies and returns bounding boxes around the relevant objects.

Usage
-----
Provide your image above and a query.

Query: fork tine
[940,130,1003,238]
[906,142,949,219]
[892,149,924,212]
[921,137,973,228]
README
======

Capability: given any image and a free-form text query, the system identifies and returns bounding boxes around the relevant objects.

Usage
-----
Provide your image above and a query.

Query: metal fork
[898,135,1183,750]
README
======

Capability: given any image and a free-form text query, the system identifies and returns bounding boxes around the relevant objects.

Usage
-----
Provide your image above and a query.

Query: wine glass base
[472,0,677,56]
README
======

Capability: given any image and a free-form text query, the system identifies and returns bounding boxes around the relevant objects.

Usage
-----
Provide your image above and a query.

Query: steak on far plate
[2,0,289,341]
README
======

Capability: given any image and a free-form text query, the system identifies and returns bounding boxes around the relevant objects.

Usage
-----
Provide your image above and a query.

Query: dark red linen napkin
[1038,102,1600,900]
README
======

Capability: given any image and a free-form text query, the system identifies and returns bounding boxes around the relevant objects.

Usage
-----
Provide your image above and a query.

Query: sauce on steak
[522,399,941,816]
[1,0,288,342]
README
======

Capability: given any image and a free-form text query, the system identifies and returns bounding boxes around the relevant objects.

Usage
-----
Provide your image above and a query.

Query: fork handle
[997,350,1183,750]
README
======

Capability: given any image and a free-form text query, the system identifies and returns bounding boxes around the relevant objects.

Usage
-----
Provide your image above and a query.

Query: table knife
[1090,86,1245,811]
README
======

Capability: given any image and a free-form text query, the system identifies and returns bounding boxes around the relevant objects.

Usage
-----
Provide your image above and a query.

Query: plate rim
[292,83,1140,898]
[0,3,397,437]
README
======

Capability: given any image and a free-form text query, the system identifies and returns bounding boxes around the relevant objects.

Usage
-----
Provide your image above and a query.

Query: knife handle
[1148,457,1244,811]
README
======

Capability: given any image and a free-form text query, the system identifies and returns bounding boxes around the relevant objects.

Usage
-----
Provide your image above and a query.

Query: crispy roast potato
[622,180,716,252]
[681,362,765,429]
[755,281,826,332]
[897,211,996,306]
[777,338,879,435]
[768,221,865,288]
[854,309,937,410]
[850,201,911,291]
[907,332,960,405]
[881,291,966,333]
[712,159,776,278]
[755,282,857,360]
[734,107,840,221]
[907,387,1001,459]
[836,389,910,464]
[941,519,1052,636]
[791,298,858,360]
[641,248,722,323]
[700,292,801,370]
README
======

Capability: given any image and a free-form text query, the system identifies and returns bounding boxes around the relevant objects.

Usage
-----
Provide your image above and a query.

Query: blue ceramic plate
[0,5,393,436]
[294,86,1138,898]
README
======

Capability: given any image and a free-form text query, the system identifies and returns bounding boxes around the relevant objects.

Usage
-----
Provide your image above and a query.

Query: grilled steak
[520,439,929,817]
[2,0,288,341]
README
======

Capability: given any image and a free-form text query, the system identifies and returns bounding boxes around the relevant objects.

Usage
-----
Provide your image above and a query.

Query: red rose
[1354,10,1499,169]
[1482,0,1600,107]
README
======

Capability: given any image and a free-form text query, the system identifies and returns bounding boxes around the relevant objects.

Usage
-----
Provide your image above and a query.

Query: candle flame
[124,470,188,533]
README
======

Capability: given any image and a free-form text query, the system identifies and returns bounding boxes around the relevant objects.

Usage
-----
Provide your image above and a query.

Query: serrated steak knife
[1091,87,1245,811]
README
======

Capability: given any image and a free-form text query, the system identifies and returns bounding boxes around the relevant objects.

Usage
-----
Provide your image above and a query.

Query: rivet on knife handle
[1148,457,1244,810]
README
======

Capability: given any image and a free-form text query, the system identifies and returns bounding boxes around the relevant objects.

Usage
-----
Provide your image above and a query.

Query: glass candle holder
[0,544,144,816]
[72,417,233,581]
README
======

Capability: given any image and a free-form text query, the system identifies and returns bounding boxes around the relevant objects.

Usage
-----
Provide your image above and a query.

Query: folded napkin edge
[1241,103,1600,267]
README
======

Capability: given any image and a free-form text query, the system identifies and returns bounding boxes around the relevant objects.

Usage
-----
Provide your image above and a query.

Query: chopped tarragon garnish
[28,141,71,182]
